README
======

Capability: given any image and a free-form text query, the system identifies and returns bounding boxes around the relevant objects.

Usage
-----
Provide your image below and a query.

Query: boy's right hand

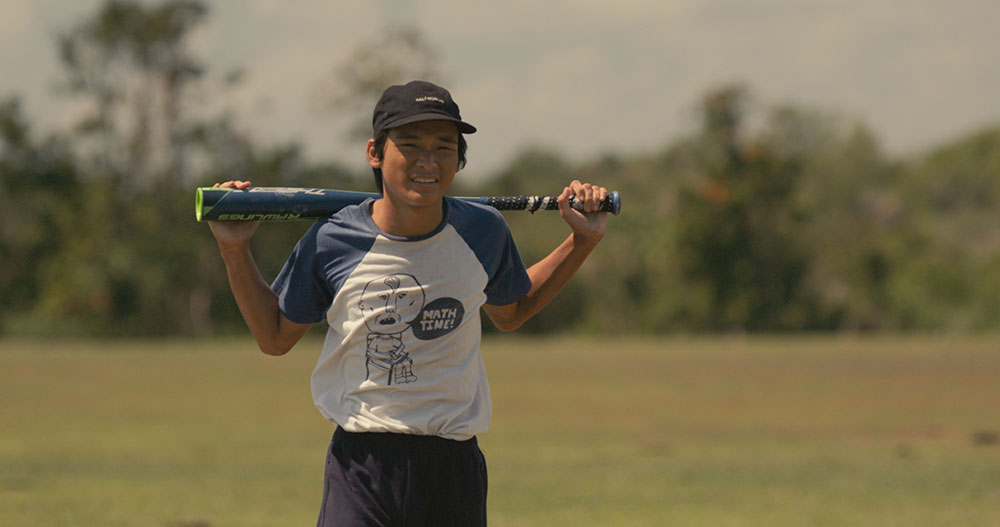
[207,180,260,250]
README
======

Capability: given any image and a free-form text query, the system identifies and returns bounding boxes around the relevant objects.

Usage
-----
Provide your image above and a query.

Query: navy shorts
[317,427,488,527]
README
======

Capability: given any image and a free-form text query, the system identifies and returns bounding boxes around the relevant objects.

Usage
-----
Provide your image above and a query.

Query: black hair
[370,131,468,193]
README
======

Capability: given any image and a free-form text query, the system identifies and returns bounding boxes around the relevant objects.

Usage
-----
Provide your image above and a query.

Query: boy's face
[369,120,460,209]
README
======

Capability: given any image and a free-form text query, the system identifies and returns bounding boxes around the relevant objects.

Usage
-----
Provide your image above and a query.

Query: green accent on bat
[195,187,232,222]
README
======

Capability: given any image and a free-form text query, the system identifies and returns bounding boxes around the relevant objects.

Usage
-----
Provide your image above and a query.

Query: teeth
[412,178,437,184]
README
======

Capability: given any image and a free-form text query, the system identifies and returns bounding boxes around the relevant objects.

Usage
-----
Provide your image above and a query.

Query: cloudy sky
[1,0,998,178]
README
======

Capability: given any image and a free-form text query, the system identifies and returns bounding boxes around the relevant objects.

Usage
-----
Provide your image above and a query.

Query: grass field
[2,335,999,526]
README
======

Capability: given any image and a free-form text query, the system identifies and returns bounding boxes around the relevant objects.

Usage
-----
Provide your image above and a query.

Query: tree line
[2,1,999,337]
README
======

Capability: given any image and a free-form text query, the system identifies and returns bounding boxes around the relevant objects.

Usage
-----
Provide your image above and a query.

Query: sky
[1,0,999,179]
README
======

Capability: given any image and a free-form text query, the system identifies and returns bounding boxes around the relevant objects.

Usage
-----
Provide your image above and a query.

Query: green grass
[2,336,999,526]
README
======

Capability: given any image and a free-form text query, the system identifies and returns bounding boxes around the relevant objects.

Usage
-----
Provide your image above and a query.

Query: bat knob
[608,190,621,215]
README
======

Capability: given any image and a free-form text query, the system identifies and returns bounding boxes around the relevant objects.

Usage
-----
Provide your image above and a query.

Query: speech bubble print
[410,297,465,340]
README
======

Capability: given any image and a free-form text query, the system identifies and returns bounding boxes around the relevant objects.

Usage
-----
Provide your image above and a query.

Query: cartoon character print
[357,274,425,385]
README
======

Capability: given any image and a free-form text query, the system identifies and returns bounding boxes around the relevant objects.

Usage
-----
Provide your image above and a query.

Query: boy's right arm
[209,181,312,356]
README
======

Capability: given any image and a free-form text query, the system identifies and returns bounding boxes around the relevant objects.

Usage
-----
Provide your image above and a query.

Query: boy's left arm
[483,180,609,331]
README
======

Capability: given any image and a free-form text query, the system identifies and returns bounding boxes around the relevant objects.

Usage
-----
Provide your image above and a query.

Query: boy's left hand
[557,180,609,247]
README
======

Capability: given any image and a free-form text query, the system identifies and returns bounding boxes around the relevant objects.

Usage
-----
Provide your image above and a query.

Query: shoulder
[445,196,510,235]
[302,199,379,256]
[443,197,522,275]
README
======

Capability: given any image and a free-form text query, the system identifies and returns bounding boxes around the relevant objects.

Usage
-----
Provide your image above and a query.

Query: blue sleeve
[271,223,333,324]
[484,226,532,306]
[448,199,532,306]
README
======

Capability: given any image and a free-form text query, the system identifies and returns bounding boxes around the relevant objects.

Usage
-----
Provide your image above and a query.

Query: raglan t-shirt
[272,196,532,441]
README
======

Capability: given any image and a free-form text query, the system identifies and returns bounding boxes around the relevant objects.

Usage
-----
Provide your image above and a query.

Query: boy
[208,80,609,526]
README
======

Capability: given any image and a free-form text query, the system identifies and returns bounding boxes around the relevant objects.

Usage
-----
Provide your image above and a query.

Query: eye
[398,292,407,299]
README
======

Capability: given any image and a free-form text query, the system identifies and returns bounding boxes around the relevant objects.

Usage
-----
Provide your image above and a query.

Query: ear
[366,138,382,169]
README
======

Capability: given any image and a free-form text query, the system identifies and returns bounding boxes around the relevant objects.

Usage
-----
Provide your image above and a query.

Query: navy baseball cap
[372,80,477,137]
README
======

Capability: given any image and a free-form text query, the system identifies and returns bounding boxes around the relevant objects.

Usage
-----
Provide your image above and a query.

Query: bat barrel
[196,187,379,221]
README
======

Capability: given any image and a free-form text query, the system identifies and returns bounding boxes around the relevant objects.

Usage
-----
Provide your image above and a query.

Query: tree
[59,0,207,192]
[886,127,1000,331]
[764,106,903,330]
[673,86,814,331]
[0,99,81,334]
[321,25,443,142]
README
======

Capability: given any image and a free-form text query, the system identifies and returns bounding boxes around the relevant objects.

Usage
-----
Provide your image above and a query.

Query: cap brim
[378,112,477,135]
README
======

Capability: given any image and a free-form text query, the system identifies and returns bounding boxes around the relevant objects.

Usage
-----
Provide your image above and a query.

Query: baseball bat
[195,187,621,221]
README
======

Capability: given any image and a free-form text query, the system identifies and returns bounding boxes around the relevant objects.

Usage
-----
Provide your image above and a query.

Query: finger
[572,182,596,213]
[594,186,608,213]
[583,183,598,212]
[560,185,589,217]
[557,185,574,209]
[212,180,252,189]
[567,179,583,196]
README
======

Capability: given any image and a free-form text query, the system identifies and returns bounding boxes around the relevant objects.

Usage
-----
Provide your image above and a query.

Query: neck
[371,196,445,237]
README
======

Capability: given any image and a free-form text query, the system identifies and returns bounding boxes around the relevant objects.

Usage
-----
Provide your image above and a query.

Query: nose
[414,150,437,169]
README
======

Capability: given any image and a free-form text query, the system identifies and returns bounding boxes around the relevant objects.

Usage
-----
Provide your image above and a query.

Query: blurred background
[2,0,999,337]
